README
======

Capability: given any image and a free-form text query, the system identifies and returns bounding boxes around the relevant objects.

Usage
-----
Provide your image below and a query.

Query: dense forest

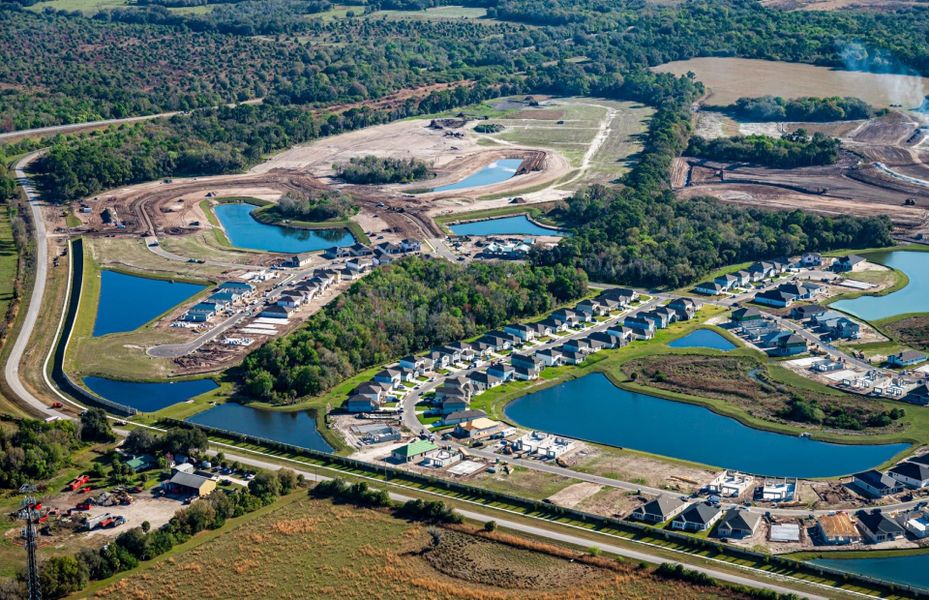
[0,418,79,488]
[335,155,434,184]
[686,130,841,169]
[721,96,879,122]
[241,256,587,402]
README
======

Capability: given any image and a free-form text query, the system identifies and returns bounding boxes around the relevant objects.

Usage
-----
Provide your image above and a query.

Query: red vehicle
[98,517,115,529]
[76,501,91,511]
[80,486,92,493]
[51,402,63,409]
[68,475,90,491]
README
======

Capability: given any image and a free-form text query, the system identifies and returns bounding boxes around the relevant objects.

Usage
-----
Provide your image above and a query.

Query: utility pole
[18,484,41,600]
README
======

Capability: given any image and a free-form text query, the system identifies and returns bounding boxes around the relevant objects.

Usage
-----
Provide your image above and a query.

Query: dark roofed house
[165,471,216,498]
[791,304,827,321]
[511,353,543,371]
[853,470,904,498]
[856,510,905,543]
[716,509,761,539]
[695,281,724,296]
[834,255,866,272]
[754,289,796,308]
[888,461,929,489]
[443,408,487,426]
[629,495,686,524]
[771,333,806,357]
[671,502,722,532]
[731,307,764,324]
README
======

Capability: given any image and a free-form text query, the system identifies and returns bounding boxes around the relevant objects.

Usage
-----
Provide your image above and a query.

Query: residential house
[373,368,402,388]
[888,350,927,368]
[185,301,218,322]
[348,243,373,257]
[598,287,638,305]
[218,281,255,296]
[624,314,656,337]
[589,330,623,349]
[770,333,807,357]
[791,304,827,321]
[345,395,379,413]
[437,396,468,415]
[283,253,314,268]
[399,239,421,253]
[354,381,391,404]
[801,252,825,267]
[511,353,543,372]
[504,323,536,342]
[276,291,305,309]
[391,439,437,463]
[323,246,352,260]
[888,461,929,489]
[468,371,501,393]
[551,309,580,327]
[747,261,774,282]
[754,289,796,308]
[777,282,820,300]
[432,345,462,364]
[695,281,724,296]
[856,510,906,544]
[834,255,866,272]
[513,365,540,381]
[575,299,607,318]
[562,338,591,354]
[453,417,505,440]
[558,349,587,365]
[897,510,929,539]
[716,509,762,539]
[209,291,237,306]
[811,310,862,340]
[668,297,700,321]
[714,273,740,291]
[443,409,487,426]
[706,471,754,497]
[259,304,292,320]
[731,307,765,325]
[399,355,433,374]
[640,309,671,329]
[671,503,722,532]
[734,270,752,287]
[428,350,450,369]
[852,470,904,498]
[816,512,861,545]
[629,495,687,524]
[487,362,515,382]
[539,316,567,333]
[125,455,154,473]
[535,348,563,367]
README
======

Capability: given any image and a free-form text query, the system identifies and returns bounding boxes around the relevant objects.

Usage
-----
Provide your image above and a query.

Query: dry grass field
[653,58,929,108]
[85,498,741,600]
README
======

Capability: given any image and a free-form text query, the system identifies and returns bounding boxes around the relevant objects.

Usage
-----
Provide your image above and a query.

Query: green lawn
[27,0,127,13]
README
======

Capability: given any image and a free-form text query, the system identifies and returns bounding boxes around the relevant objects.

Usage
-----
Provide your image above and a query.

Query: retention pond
[810,555,929,591]
[214,203,354,253]
[83,376,218,413]
[668,329,736,351]
[504,373,907,478]
[93,271,204,337]
[450,215,565,237]
[831,251,929,321]
[434,159,523,192]
[187,402,333,453]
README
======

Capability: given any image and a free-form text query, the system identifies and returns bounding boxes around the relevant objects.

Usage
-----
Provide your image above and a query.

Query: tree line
[686,130,841,169]
[719,95,880,122]
[334,155,434,184]
[241,256,588,403]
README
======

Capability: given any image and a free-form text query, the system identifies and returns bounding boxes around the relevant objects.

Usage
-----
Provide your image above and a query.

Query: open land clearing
[653,57,929,108]
[761,0,927,10]
[83,497,740,600]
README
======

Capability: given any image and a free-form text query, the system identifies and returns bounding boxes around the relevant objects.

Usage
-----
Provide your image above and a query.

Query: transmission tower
[18,484,41,600]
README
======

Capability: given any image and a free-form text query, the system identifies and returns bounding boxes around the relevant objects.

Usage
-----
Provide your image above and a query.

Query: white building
[705,471,754,497]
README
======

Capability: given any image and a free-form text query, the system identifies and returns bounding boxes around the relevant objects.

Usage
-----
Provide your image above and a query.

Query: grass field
[653,57,929,108]
[83,496,736,600]
[371,5,489,20]
[27,0,127,13]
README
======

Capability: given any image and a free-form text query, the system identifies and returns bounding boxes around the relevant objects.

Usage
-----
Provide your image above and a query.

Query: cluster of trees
[36,468,302,599]
[272,191,357,222]
[121,425,209,457]
[0,418,79,488]
[334,155,434,184]
[34,81,519,201]
[311,478,462,524]
[241,256,587,402]
[686,130,841,169]
[779,398,905,431]
[473,122,504,133]
[723,96,878,122]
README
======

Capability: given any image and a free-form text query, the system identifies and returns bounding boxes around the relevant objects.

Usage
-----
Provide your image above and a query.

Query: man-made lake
[450,215,566,237]
[832,251,929,321]
[434,159,523,192]
[811,555,929,591]
[668,329,737,351]
[93,271,205,337]
[504,373,907,478]
[214,203,354,253]
[84,376,218,413]
[187,402,333,453]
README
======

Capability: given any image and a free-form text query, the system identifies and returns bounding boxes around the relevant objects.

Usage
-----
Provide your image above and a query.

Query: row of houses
[853,454,929,499]
[814,508,929,545]
[259,267,345,320]
[695,259,792,296]
[790,305,862,340]
[753,281,822,309]
[728,307,808,357]
[629,495,761,538]
[183,280,256,323]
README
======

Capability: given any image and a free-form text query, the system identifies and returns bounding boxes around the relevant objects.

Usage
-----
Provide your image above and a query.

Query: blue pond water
[504,373,907,478]
[93,271,205,337]
[668,329,737,351]
[832,251,929,321]
[188,402,333,453]
[214,203,354,253]
[450,215,566,237]
[811,555,929,590]
[84,376,218,413]
[434,159,523,192]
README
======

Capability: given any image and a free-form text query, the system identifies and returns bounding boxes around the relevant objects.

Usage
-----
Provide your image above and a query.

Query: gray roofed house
[856,510,906,543]
[853,470,904,498]
[888,461,929,489]
[443,408,487,426]
[888,350,928,368]
[671,502,722,532]
[629,494,687,524]
[716,509,761,539]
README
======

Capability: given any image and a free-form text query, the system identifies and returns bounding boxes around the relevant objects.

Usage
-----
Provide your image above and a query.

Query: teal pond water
[831,251,929,321]
[668,329,737,351]
[450,215,565,237]
[83,376,218,413]
[188,402,333,453]
[214,203,354,253]
[434,159,523,192]
[93,271,204,337]
[811,555,929,590]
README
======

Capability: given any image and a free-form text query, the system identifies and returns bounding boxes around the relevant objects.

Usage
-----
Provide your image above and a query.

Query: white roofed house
[706,471,754,497]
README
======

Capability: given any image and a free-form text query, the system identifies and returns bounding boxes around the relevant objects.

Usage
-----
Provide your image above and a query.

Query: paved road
[4,152,67,419]
[146,310,251,358]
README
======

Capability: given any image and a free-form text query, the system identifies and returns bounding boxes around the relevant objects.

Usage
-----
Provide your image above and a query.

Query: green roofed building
[391,439,437,463]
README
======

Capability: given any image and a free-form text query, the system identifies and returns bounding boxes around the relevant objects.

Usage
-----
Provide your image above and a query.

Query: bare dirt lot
[653,57,929,108]
[761,0,926,10]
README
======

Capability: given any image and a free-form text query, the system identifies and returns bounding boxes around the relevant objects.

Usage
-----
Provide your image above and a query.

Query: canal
[668,329,737,351]
[450,215,566,237]
[434,159,523,192]
[504,373,907,478]
[831,251,929,321]
[93,270,205,337]
[214,203,354,253]
[187,402,334,453]
[84,376,218,413]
